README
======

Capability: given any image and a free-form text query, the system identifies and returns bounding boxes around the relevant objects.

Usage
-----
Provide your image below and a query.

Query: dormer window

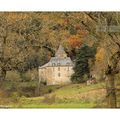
[67,62,70,66]
[58,67,60,71]
[52,63,55,66]
[57,63,60,66]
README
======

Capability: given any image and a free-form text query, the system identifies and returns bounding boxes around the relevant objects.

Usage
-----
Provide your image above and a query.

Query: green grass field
[8,82,107,108]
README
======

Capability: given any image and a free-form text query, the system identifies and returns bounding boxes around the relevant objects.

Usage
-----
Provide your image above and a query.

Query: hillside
[7,82,107,108]
[0,12,120,108]
[1,75,120,108]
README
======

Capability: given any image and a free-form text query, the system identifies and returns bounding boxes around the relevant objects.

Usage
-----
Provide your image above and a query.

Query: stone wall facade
[39,45,74,85]
[39,66,73,85]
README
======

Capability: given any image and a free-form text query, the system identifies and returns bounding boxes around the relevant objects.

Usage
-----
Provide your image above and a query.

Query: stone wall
[39,66,74,85]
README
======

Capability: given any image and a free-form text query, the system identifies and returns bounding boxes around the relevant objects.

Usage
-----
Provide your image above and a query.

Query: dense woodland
[0,12,120,108]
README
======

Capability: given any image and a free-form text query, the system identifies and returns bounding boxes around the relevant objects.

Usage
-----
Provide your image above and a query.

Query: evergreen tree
[71,44,96,83]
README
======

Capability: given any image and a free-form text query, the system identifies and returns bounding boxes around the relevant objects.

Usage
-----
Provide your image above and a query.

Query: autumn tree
[80,12,120,108]
[0,16,20,81]
[0,13,45,81]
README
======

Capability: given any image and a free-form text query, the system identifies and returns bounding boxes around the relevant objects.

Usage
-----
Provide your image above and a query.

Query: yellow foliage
[95,47,105,61]
[0,12,30,23]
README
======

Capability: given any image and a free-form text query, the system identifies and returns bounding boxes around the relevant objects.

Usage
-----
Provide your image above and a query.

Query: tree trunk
[106,74,117,108]
[0,38,6,81]
[0,67,6,81]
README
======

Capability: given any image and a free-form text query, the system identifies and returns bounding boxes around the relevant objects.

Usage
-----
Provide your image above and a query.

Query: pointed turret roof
[39,45,73,68]
[55,45,67,58]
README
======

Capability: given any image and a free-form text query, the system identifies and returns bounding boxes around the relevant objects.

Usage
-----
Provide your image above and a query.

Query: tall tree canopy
[71,44,96,83]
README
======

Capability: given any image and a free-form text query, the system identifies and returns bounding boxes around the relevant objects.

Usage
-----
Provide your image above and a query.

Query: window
[68,67,69,71]
[67,62,70,65]
[57,63,60,66]
[58,73,60,77]
[58,67,60,71]
[52,63,55,66]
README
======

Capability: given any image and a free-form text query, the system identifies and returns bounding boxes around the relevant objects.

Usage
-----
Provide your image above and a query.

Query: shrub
[10,92,20,103]
[0,81,16,92]
[42,94,56,104]
[23,69,39,81]
[48,88,53,93]
[6,71,21,81]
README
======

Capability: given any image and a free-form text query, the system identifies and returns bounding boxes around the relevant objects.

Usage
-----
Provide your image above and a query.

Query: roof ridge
[55,45,67,58]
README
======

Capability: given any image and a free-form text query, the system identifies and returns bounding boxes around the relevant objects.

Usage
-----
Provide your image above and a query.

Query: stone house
[39,45,74,85]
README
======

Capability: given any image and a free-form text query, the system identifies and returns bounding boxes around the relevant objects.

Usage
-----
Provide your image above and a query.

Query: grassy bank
[8,82,107,108]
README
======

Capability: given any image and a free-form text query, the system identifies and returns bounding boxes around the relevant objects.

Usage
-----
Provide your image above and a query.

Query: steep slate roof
[55,45,67,58]
[39,45,73,69]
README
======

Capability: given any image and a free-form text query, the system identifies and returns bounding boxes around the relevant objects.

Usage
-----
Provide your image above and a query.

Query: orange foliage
[75,24,81,30]
[68,35,83,49]
[78,30,88,37]
[64,19,69,24]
